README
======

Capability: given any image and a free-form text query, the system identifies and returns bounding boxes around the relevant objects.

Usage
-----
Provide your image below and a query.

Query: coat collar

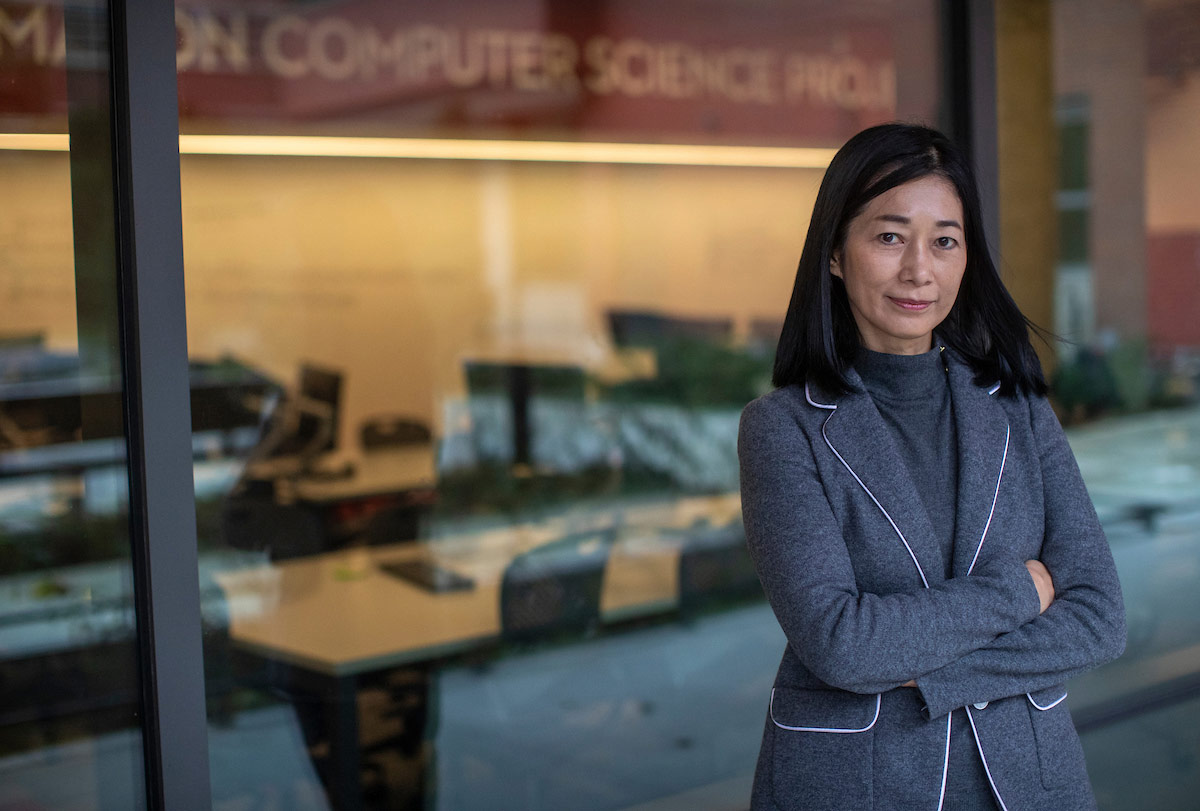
[804,348,1010,584]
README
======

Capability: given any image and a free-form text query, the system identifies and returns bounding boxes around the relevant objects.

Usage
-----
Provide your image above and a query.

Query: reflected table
[213,492,743,809]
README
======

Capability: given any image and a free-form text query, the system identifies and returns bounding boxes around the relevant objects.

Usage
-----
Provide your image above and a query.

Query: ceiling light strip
[0,133,70,151]
[178,135,835,168]
[0,132,834,168]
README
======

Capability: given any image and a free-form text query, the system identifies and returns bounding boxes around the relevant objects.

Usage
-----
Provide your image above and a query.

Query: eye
[878,233,900,245]
[935,236,959,249]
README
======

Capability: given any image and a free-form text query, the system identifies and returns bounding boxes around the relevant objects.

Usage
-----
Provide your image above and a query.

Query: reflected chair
[500,528,616,643]
[676,519,763,617]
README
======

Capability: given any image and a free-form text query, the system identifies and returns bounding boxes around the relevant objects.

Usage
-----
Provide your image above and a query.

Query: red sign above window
[2,0,902,146]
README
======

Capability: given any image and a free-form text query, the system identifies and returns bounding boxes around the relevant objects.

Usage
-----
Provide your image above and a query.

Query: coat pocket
[1026,685,1087,790]
[769,688,877,809]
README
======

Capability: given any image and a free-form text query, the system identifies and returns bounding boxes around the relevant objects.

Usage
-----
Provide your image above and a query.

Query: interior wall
[171,156,821,445]
[0,152,79,351]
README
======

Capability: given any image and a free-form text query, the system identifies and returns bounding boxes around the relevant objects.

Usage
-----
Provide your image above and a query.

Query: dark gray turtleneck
[855,345,958,579]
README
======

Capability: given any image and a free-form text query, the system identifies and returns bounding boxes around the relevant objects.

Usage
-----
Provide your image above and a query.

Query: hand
[1025,559,1055,614]
[901,680,917,688]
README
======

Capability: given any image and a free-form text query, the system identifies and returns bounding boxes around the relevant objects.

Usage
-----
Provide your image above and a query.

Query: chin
[884,325,936,342]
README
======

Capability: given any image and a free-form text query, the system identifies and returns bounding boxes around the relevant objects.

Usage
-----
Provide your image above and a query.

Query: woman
[738,123,1125,810]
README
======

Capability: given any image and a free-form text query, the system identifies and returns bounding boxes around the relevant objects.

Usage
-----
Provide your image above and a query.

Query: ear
[829,254,843,279]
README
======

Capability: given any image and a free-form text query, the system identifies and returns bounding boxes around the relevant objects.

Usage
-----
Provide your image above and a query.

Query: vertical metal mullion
[108,0,212,808]
[944,0,1000,258]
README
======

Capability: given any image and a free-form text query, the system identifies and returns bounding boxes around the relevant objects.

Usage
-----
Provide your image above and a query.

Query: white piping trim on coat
[804,382,837,410]
[937,711,952,811]
[820,413,931,589]
[965,706,1011,811]
[806,381,930,588]
[1027,691,1068,711]
[988,382,1001,396]
[966,425,1011,576]
[769,690,881,733]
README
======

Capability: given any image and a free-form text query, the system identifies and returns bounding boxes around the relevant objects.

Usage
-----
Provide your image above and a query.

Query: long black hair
[772,123,1047,397]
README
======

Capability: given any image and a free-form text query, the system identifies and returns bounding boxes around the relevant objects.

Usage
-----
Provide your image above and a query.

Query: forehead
[856,175,964,222]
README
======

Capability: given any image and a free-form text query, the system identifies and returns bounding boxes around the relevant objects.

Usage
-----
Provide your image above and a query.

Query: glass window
[174,1,946,807]
[0,1,148,807]
[1050,1,1200,808]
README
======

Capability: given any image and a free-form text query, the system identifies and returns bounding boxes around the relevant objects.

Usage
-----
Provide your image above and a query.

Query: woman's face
[831,175,967,355]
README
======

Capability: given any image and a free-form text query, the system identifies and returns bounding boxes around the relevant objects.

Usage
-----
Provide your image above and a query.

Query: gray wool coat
[738,350,1126,811]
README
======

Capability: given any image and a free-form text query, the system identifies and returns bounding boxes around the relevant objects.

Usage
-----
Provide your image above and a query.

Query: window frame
[108,0,212,807]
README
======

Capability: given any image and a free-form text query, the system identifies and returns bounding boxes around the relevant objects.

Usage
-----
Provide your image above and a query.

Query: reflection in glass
[0,0,146,807]
[172,0,944,806]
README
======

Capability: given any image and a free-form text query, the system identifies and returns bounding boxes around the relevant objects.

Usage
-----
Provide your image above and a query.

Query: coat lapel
[945,352,1012,578]
[809,372,945,587]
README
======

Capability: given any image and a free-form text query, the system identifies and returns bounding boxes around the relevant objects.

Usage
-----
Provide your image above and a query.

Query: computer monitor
[262,362,342,460]
[296,364,342,454]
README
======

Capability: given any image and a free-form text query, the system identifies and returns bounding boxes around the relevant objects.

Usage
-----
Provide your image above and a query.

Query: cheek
[940,264,967,302]
[843,264,887,300]
[844,277,881,314]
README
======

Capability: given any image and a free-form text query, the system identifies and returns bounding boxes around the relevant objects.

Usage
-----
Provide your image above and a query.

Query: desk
[288,447,437,506]
[213,493,742,808]
[215,495,746,673]
[237,446,439,551]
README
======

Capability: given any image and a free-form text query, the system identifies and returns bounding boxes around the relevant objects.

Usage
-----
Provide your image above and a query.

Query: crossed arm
[899,560,1053,688]
[738,394,1125,718]
[911,396,1125,717]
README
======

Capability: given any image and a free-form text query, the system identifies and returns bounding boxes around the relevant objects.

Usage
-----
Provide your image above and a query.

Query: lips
[889,297,934,311]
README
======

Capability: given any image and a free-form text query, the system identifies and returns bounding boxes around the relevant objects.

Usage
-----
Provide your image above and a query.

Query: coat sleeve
[914,394,1127,718]
[739,394,1042,695]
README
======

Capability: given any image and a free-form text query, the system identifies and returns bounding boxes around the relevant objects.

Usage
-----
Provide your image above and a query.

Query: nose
[899,242,934,285]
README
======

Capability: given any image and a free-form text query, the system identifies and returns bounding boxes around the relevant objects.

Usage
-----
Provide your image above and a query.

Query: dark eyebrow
[873,214,963,231]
